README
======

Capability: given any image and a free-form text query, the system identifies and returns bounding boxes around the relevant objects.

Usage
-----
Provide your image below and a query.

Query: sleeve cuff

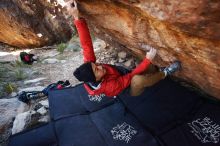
[74,18,85,25]
[143,58,151,64]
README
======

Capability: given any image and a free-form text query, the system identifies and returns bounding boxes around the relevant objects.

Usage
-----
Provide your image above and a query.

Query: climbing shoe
[163,61,181,76]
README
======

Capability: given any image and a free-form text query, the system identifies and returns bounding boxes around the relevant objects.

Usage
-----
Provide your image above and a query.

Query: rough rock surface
[0,98,28,144]
[77,0,220,99]
[0,98,28,131]
[0,0,72,48]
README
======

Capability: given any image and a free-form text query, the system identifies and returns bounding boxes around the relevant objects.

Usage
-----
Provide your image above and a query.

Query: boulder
[0,98,28,140]
[77,0,220,99]
[11,111,32,135]
[0,0,71,48]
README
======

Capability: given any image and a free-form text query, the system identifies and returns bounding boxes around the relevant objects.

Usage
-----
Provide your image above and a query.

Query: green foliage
[0,65,5,80]
[14,60,24,67]
[90,32,96,42]
[72,47,80,52]
[0,63,10,81]
[3,83,17,94]
[57,43,67,53]
[71,26,77,37]
[57,55,66,60]
[15,60,31,67]
[15,69,26,80]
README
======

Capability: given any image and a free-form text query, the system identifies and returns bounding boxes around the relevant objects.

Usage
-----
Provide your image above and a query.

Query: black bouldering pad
[160,100,220,146]
[54,102,159,146]
[89,102,160,146]
[119,78,202,134]
[54,115,106,146]
[49,84,115,120]
[8,78,220,146]
[8,123,57,146]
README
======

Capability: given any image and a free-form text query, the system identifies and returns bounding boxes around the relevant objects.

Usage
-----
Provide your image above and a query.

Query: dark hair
[73,62,96,82]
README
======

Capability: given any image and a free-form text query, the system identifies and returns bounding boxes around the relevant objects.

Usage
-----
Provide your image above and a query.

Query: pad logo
[88,94,105,102]
[188,117,220,144]
[111,122,137,143]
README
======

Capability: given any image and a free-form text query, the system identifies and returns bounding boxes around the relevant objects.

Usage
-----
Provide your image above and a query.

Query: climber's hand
[146,47,157,61]
[65,0,79,20]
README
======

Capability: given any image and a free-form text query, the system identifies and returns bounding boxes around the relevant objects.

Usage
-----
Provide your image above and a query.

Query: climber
[20,52,37,65]
[66,0,181,97]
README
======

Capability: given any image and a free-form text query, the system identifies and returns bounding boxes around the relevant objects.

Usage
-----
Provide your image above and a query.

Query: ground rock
[93,38,107,51]
[124,58,135,69]
[38,115,50,123]
[0,98,28,139]
[0,98,28,130]
[118,51,127,59]
[39,99,49,109]
[37,107,47,115]
[0,54,17,63]
[65,43,80,52]
[19,86,45,92]
[42,58,59,64]
[24,77,47,85]
[60,60,67,63]
[11,111,32,135]
[41,50,60,58]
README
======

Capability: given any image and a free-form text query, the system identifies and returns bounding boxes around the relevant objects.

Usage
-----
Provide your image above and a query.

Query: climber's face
[91,63,106,82]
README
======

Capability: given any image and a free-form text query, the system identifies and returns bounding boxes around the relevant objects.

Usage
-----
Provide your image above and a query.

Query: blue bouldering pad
[160,101,220,146]
[119,78,202,134]
[54,115,106,146]
[8,123,57,146]
[49,84,115,120]
[8,78,220,146]
[89,102,159,146]
[54,102,159,146]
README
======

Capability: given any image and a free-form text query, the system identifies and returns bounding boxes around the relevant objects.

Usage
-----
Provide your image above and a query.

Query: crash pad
[8,78,220,146]
[8,123,57,146]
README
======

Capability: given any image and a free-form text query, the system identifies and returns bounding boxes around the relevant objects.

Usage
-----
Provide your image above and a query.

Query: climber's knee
[131,75,145,89]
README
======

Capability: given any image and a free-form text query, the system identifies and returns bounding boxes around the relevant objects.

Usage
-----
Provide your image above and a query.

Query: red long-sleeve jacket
[74,19,151,97]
